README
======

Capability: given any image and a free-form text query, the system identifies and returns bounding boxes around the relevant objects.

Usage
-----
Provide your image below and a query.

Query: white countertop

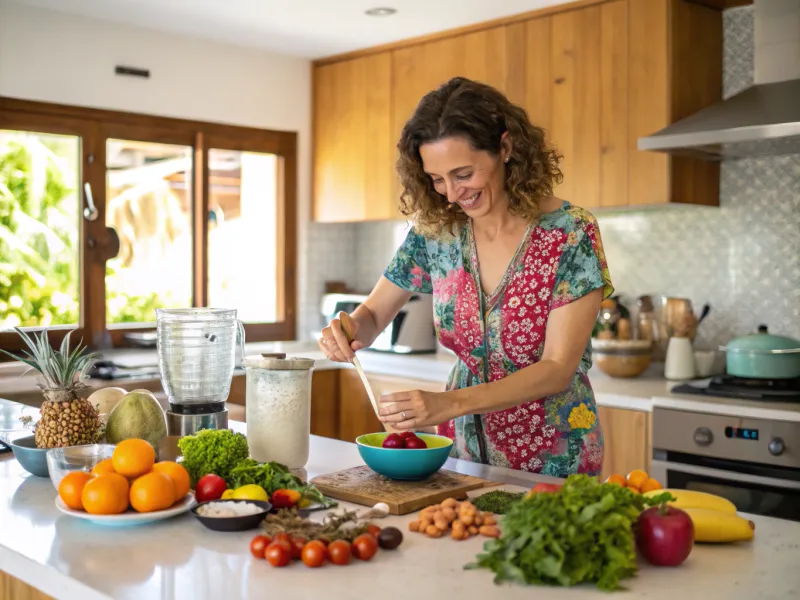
[3,341,799,421]
[2,422,799,600]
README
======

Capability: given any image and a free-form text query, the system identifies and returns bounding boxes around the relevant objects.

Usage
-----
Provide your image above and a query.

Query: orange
[626,469,648,488]
[627,485,641,495]
[58,471,94,510]
[152,461,191,502]
[82,473,130,515]
[640,478,663,493]
[605,474,627,487]
[112,438,156,478]
[91,458,116,476]
[130,472,176,513]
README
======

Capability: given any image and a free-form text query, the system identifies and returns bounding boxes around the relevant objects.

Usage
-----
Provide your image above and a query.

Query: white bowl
[46,444,116,490]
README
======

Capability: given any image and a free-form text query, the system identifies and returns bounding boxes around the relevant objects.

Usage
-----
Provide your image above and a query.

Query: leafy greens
[466,474,672,591]
[228,459,337,508]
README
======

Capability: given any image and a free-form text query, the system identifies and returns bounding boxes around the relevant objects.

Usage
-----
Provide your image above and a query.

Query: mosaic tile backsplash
[300,6,800,348]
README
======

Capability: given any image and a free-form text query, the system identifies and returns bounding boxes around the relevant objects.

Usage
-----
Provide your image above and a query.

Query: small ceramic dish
[9,434,50,477]
[191,500,273,532]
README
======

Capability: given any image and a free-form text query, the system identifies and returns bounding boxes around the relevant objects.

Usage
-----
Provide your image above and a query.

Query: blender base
[166,409,228,437]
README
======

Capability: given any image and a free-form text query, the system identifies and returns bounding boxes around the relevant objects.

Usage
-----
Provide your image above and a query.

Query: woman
[319,77,613,477]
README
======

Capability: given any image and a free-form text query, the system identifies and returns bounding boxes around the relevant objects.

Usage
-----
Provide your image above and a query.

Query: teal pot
[721,326,800,379]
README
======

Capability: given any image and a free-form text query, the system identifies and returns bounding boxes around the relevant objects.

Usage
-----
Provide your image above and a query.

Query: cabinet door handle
[83,182,98,221]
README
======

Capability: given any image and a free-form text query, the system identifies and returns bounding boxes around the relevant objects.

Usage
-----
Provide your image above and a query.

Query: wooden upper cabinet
[524,2,628,211]
[312,0,723,222]
[628,0,722,206]
[313,53,394,222]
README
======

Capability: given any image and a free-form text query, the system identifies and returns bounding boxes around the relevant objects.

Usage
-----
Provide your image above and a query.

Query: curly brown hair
[396,77,562,235]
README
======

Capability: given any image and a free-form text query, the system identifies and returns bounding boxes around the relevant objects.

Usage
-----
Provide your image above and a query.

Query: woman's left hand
[378,390,455,430]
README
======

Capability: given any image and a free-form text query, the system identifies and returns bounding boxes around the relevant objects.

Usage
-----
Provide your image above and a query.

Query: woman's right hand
[318,311,365,363]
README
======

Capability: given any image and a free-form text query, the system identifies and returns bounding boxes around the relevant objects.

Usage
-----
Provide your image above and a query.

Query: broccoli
[177,429,249,486]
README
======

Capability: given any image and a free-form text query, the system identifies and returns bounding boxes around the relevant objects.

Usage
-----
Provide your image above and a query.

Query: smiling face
[419,135,510,220]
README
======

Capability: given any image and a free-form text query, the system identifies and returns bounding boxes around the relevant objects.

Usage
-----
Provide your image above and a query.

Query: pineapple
[1,328,103,448]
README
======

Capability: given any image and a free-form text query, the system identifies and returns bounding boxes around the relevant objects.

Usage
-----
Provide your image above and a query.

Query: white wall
[0,1,319,338]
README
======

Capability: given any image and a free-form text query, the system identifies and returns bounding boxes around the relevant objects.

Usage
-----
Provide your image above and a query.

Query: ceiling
[10,0,571,59]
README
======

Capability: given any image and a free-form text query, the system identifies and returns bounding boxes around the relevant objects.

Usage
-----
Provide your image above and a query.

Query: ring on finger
[401,411,407,420]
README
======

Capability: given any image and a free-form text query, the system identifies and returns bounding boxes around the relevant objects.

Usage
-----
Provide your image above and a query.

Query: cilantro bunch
[177,428,249,486]
[467,474,672,591]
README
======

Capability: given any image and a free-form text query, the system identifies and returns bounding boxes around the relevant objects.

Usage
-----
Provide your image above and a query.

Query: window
[0,97,297,351]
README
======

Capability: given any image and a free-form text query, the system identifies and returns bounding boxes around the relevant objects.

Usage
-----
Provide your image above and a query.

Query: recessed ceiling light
[365,7,397,17]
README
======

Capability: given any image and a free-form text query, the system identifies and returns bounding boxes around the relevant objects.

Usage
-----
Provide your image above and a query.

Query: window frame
[0,96,297,352]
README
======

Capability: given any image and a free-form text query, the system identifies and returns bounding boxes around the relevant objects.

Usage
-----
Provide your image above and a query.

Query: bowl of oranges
[53,438,195,525]
[605,469,662,494]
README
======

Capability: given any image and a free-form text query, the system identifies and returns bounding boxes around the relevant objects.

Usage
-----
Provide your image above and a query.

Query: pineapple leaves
[0,327,100,389]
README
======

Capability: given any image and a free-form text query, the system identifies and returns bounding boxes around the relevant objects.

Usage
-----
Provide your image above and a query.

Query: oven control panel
[653,408,800,468]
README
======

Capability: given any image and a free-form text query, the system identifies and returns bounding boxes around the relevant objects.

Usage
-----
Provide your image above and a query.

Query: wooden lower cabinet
[310,369,340,439]
[596,406,651,482]
[0,571,53,600]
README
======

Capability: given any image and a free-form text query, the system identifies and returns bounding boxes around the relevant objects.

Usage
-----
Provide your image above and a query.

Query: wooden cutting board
[310,466,498,515]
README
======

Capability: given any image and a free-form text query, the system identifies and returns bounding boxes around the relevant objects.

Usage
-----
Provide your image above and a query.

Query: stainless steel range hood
[638,0,800,161]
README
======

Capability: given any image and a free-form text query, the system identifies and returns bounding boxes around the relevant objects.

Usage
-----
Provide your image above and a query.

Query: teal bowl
[356,432,453,481]
[9,435,50,478]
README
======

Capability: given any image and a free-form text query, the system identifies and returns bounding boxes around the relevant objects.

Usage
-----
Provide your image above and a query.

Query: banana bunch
[643,489,755,543]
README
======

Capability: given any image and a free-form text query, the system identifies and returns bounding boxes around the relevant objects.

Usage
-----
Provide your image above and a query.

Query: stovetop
[672,375,800,402]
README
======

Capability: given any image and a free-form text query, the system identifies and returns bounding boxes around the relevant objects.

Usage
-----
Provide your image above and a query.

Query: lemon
[221,489,236,500]
[231,484,269,501]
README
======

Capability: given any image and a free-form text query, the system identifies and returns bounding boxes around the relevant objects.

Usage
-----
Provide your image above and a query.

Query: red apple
[382,434,405,449]
[399,431,419,440]
[636,505,694,567]
[404,436,428,449]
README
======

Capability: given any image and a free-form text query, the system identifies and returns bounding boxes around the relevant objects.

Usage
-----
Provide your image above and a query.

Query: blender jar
[243,354,315,469]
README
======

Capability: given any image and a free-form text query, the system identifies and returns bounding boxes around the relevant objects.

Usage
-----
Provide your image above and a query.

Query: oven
[650,407,800,522]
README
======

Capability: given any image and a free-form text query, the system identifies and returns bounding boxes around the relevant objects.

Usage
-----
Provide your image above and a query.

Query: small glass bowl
[46,444,116,490]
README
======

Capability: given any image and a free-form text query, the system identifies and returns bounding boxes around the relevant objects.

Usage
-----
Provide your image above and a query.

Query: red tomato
[194,474,227,503]
[328,540,352,566]
[351,534,378,561]
[265,543,291,567]
[272,533,292,546]
[366,524,382,539]
[301,540,327,568]
[530,483,562,494]
[290,536,307,560]
[249,535,271,559]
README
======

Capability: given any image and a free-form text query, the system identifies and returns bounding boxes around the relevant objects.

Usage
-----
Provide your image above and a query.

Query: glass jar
[243,354,315,469]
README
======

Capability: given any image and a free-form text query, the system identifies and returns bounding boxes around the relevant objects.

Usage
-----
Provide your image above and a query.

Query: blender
[156,308,244,436]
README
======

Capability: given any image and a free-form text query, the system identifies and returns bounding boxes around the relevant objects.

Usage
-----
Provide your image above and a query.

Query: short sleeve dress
[384,201,614,477]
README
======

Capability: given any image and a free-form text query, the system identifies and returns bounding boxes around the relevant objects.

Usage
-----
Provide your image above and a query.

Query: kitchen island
[2,423,799,600]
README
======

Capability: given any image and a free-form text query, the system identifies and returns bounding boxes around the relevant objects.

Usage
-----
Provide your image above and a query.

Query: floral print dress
[384,201,614,477]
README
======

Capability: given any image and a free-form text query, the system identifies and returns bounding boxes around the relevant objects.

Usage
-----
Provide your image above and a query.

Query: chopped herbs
[472,491,525,515]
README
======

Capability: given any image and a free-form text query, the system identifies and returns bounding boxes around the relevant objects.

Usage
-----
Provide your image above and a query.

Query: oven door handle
[651,459,800,490]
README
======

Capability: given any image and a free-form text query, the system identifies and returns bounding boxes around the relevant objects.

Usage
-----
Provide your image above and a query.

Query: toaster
[320,293,437,354]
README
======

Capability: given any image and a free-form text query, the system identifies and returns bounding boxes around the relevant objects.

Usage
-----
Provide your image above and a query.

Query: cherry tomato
[265,543,291,567]
[351,534,378,561]
[272,532,292,546]
[328,540,352,566]
[249,535,272,559]
[301,540,327,568]
[290,536,307,560]
[366,524,382,539]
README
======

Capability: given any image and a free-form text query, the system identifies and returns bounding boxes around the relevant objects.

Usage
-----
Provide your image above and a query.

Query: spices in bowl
[191,499,272,532]
[197,501,266,518]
